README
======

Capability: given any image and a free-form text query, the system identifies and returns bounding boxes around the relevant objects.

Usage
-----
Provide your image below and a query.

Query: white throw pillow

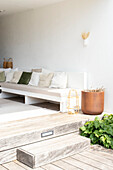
[42,68,53,74]
[32,68,42,73]
[29,72,41,86]
[0,68,18,76]
[0,68,11,76]
[38,73,54,88]
[6,71,14,82]
[11,71,23,83]
[11,68,18,71]
[50,72,67,88]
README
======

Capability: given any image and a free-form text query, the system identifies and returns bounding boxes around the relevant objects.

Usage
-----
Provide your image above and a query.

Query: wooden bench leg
[60,98,67,113]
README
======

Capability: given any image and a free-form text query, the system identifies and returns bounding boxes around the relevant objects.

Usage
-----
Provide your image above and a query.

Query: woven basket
[3,58,7,68]
[6,58,13,68]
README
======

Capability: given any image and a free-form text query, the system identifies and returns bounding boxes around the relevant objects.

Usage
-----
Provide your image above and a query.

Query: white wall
[0,0,113,111]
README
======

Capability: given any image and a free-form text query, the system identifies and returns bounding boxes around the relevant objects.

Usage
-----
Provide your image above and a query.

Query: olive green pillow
[0,71,6,82]
[18,72,32,85]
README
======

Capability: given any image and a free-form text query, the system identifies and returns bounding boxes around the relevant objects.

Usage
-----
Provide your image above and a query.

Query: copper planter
[81,91,104,115]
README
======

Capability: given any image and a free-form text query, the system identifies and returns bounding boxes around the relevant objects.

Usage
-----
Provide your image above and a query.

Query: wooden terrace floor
[1,145,113,170]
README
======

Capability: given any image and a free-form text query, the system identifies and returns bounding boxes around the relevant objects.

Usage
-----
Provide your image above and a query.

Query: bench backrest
[66,72,87,89]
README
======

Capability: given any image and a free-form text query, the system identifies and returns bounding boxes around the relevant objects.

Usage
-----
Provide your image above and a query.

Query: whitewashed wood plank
[80,151,113,167]
[0,112,82,137]
[62,157,98,170]
[90,144,113,154]
[42,163,63,170]
[3,162,26,170]
[14,160,33,170]
[89,145,113,160]
[0,113,70,130]
[72,154,113,170]
[0,165,7,170]
[18,134,89,154]
[0,114,65,132]
[14,160,44,170]
[0,148,16,164]
[52,160,81,170]
[88,149,113,161]
[0,116,82,136]
[0,111,90,136]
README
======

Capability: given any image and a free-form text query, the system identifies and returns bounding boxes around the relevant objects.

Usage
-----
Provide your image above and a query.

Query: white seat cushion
[50,72,67,88]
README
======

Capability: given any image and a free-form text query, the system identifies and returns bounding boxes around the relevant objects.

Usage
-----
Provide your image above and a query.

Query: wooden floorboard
[0,165,8,170]
[88,149,113,161]
[14,160,44,170]
[52,160,81,170]
[2,162,26,170]
[62,157,98,170]
[71,154,113,170]
[42,163,63,170]
[79,150,113,167]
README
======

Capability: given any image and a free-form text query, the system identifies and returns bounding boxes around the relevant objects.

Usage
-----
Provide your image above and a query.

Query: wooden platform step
[0,113,83,152]
[17,134,90,169]
[0,113,86,165]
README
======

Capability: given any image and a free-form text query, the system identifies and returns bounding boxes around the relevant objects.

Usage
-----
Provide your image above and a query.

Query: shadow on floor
[8,96,60,111]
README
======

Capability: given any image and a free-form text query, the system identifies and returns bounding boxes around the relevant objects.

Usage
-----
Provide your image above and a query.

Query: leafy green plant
[80,114,113,149]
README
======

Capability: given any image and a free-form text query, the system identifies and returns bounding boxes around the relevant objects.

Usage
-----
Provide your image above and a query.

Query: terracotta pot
[81,91,104,115]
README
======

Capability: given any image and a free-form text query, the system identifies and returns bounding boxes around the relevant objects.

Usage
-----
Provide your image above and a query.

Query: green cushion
[18,72,32,85]
[0,71,6,82]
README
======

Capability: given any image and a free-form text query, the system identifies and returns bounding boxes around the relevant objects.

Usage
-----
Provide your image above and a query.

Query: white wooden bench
[0,72,87,112]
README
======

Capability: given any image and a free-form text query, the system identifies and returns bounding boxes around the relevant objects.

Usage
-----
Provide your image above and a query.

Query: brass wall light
[81,32,90,46]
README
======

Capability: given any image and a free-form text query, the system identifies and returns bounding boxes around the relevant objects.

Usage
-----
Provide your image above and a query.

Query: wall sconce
[81,32,90,47]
